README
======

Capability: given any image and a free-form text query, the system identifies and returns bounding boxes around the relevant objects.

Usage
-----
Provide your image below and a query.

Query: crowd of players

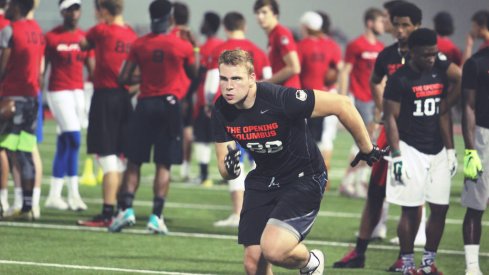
[0,0,487,274]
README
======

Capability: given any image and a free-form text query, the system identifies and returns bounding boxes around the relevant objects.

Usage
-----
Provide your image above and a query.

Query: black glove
[225,145,241,178]
[351,145,390,167]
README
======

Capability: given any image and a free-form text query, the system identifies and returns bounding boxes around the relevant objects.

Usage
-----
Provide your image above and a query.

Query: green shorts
[0,97,38,152]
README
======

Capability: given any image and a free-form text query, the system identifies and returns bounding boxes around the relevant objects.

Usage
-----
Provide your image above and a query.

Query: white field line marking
[0,259,212,275]
[77,197,489,227]
[39,174,466,203]
[1,221,488,258]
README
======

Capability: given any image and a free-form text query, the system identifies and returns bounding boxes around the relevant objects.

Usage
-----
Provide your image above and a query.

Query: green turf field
[0,120,487,274]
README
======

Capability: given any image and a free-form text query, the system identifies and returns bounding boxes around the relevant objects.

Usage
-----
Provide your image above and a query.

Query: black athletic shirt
[211,82,326,191]
[374,42,450,80]
[462,47,489,129]
[384,63,449,155]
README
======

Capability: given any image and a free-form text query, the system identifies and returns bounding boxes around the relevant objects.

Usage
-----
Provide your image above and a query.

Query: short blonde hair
[218,49,255,75]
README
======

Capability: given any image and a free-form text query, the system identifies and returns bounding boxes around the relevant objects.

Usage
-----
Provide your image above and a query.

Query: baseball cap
[300,11,323,31]
[59,0,81,11]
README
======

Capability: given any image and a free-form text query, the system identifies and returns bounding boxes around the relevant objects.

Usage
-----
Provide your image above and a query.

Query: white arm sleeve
[204,68,220,103]
[261,66,272,80]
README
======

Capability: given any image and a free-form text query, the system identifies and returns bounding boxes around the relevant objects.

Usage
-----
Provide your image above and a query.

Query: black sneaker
[333,249,365,268]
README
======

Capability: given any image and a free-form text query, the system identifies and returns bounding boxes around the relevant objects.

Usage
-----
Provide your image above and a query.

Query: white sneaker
[213,214,239,227]
[3,206,21,217]
[68,196,87,211]
[44,196,69,210]
[147,214,169,235]
[300,249,324,275]
[0,199,9,213]
[32,206,40,219]
[465,268,483,275]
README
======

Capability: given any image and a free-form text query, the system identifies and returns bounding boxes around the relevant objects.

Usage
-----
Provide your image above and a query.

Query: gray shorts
[354,99,375,126]
[461,126,489,211]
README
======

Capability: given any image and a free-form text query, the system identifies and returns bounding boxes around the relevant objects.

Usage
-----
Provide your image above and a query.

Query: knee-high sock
[52,134,69,178]
[65,131,81,177]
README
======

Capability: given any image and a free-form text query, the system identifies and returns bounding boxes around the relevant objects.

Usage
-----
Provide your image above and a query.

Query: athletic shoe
[4,209,34,221]
[417,263,443,275]
[108,208,136,232]
[67,196,88,211]
[32,206,40,219]
[77,214,112,227]
[388,258,404,272]
[333,249,365,268]
[0,199,9,215]
[300,249,324,275]
[45,196,69,210]
[3,206,21,218]
[201,179,213,187]
[147,214,169,235]
[213,213,239,227]
[465,268,483,275]
[403,266,418,275]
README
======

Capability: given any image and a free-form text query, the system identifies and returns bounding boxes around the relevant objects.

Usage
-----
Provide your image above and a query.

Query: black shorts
[193,106,212,143]
[0,96,38,152]
[87,88,132,155]
[238,171,327,246]
[307,117,324,142]
[181,95,193,127]
[125,95,183,166]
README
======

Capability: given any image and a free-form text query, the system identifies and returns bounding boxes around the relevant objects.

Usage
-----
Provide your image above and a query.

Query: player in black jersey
[211,49,387,275]
[334,3,462,272]
[383,29,454,275]
[460,33,489,275]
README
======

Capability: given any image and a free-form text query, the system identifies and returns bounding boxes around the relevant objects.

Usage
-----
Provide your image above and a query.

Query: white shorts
[386,141,451,207]
[462,126,489,211]
[47,89,86,132]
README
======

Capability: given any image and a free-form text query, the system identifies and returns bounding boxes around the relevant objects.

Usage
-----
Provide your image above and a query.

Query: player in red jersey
[338,8,385,199]
[76,0,137,227]
[0,0,10,216]
[433,12,462,66]
[298,11,335,172]
[253,0,301,88]
[43,0,92,212]
[204,11,271,228]
[463,10,489,64]
[0,0,45,220]
[193,11,223,188]
[109,0,197,234]
[171,2,196,182]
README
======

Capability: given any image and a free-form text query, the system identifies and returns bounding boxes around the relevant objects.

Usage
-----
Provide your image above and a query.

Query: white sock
[32,187,41,208]
[300,251,320,273]
[13,187,23,209]
[67,176,80,198]
[49,177,64,198]
[0,189,8,207]
[180,161,189,177]
[464,244,480,271]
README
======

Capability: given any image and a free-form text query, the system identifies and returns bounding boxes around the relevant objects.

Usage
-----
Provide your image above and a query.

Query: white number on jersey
[246,140,283,154]
[413,98,441,117]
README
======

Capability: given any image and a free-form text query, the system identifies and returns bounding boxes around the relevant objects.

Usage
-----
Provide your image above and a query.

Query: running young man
[110,0,197,234]
[253,0,301,88]
[460,20,489,275]
[212,49,387,275]
[383,28,454,275]
[77,0,137,227]
[44,0,91,212]
[0,0,45,220]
